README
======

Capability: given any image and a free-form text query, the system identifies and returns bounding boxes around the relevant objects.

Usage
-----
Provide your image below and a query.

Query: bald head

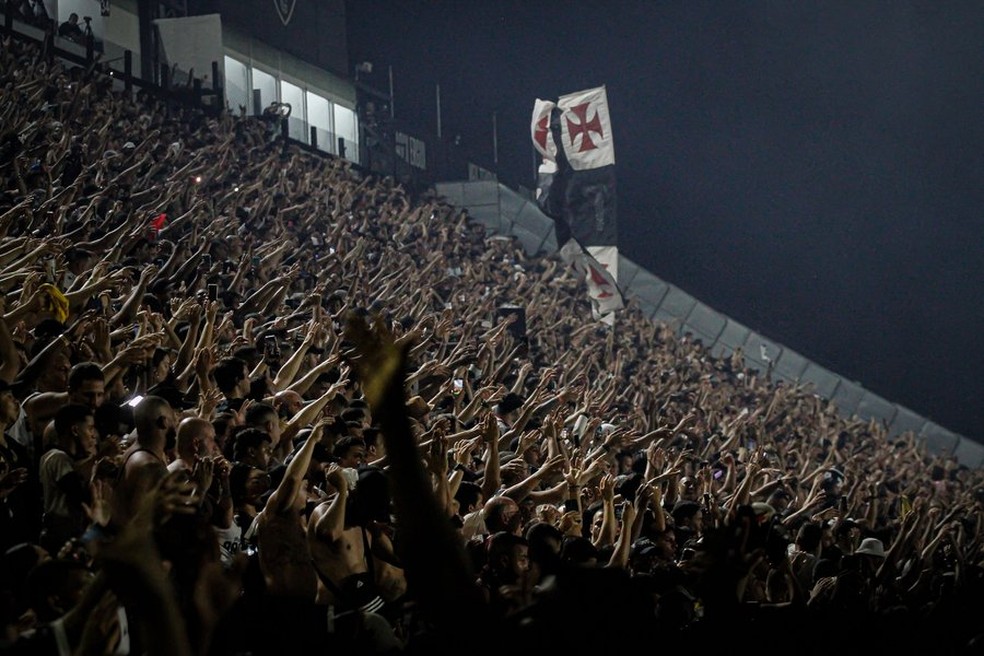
[133,395,173,439]
[176,416,216,459]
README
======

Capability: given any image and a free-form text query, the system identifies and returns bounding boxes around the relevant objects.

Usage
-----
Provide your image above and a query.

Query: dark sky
[346,1,984,442]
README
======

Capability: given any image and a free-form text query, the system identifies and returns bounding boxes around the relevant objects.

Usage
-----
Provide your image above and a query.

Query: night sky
[346,1,984,442]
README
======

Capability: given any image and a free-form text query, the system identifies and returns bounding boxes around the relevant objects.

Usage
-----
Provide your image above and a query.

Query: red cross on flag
[558,85,615,171]
[559,238,624,320]
[531,98,558,162]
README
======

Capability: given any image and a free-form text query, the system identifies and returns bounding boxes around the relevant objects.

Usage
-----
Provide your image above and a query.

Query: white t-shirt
[8,406,34,457]
[39,448,75,517]
[214,516,247,566]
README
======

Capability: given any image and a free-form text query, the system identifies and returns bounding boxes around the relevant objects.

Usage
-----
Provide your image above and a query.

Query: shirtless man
[113,395,174,528]
[241,422,335,653]
[251,421,323,600]
[308,463,406,618]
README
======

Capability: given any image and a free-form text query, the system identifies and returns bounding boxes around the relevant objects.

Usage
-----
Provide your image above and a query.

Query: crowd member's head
[361,426,386,463]
[132,394,176,451]
[212,411,238,456]
[454,481,484,520]
[35,348,72,393]
[232,427,273,469]
[229,462,270,511]
[332,435,367,469]
[213,356,250,404]
[173,416,217,467]
[525,521,564,582]
[0,380,19,427]
[273,389,303,420]
[481,531,529,589]
[52,403,96,458]
[243,401,282,450]
[494,393,524,429]
[67,362,106,412]
[671,500,703,554]
[346,466,392,527]
[146,347,175,387]
[483,495,522,537]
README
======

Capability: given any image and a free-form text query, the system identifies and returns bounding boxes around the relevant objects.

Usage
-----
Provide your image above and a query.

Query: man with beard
[112,395,176,528]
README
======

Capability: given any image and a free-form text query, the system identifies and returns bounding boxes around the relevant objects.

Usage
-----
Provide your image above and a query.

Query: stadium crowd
[0,33,983,656]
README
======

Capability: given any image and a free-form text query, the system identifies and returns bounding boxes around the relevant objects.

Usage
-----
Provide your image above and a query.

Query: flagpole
[492,111,498,166]
[388,65,394,119]
[436,83,442,138]
[532,143,538,185]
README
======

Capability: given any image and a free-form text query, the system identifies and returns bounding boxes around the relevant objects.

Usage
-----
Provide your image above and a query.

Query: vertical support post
[124,49,133,92]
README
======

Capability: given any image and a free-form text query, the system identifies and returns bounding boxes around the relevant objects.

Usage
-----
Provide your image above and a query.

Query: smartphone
[208,284,218,301]
[452,378,464,395]
[125,395,145,408]
[264,335,280,357]
[310,235,322,247]
[713,467,725,480]
[44,258,56,283]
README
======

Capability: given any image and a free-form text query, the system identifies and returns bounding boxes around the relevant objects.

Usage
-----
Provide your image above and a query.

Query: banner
[559,238,623,320]
[531,84,623,321]
[557,86,615,170]
[531,98,558,162]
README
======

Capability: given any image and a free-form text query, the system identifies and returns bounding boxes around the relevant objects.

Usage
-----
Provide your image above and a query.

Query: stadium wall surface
[434,180,984,468]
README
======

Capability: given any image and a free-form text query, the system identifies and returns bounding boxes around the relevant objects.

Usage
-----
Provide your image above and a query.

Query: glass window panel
[224,56,249,117]
[250,67,277,116]
[333,104,359,164]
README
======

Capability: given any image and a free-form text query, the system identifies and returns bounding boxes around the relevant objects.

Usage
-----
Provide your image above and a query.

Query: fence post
[310,126,318,149]
[338,137,346,159]
[124,50,132,92]
[252,89,262,116]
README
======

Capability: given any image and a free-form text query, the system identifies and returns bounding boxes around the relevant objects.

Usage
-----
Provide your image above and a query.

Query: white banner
[531,98,558,161]
[587,245,619,287]
[559,239,623,320]
[558,85,615,171]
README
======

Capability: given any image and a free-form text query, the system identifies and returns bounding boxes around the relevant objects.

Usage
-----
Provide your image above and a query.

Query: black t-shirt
[58,21,82,39]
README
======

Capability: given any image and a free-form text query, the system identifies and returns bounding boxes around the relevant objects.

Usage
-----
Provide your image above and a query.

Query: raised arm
[266,422,322,515]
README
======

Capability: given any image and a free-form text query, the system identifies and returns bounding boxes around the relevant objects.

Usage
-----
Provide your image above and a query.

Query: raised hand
[83,478,113,527]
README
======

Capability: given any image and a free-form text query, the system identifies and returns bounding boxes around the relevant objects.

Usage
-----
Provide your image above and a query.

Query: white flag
[531,98,558,162]
[559,238,624,321]
[557,86,615,171]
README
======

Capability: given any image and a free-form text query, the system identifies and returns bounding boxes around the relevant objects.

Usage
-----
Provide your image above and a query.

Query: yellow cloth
[40,283,69,323]
[900,494,912,521]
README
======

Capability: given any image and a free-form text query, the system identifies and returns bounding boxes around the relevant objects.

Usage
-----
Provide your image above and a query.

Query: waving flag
[531,98,558,162]
[532,85,623,321]
[558,86,615,171]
